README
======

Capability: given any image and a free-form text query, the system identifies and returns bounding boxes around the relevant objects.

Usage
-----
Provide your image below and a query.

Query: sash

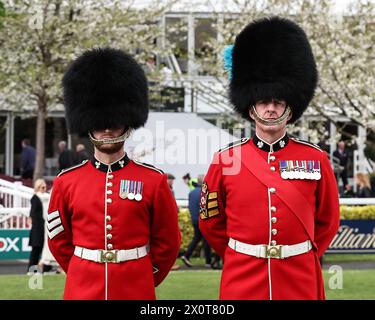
[232,143,317,250]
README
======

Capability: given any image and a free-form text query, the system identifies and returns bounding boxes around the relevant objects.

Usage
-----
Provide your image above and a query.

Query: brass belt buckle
[100,250,118,263]
[265,245,283,259]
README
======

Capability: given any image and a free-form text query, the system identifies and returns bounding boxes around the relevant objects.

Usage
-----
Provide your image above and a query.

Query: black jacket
[357,186,372,198]
[58,149,75,170]
[28,195,45,247]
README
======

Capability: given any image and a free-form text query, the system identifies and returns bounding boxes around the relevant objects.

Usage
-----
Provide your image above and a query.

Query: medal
[280,160,288,179]
[135,181,143,201]
[302,160,309,179]
[298,160,306,179]
[294,160,301,179]
[119,180,129,199]
[313,161,321,180]
[127,180,135,200]
[288,161,295,179]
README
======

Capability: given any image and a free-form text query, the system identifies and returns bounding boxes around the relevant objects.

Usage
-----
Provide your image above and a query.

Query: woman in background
[38,183,62,273]
[355,173,372,198]
[27,179,47,273]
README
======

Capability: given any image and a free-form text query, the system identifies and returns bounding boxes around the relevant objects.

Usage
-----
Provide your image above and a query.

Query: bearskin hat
[230,17,318,123]
[62,47,148,134]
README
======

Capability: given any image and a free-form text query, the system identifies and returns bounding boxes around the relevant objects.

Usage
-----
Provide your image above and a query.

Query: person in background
[166,173,176,197]
[341,183,355,198]
[27,179,47,273]
[355,172,372,198]
[37,184,62,274]
[166,173,181,271]
[57,140,74,170]
[181,174,212,268]
[74,143,90,164]
[182,173,198,191]
[333,140,349,190]
[20,139,36,179]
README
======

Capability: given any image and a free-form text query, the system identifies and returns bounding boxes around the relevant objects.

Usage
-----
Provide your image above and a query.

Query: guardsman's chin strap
[88,129,131,146]
[251,105,292,126]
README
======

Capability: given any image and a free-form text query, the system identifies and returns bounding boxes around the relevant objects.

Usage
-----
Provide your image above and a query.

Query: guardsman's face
[92,126,125,154]
[249,99,292,133]
[254,99,287,119]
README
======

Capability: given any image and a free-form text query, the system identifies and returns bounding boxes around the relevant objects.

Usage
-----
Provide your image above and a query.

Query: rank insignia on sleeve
[200,182,220,220]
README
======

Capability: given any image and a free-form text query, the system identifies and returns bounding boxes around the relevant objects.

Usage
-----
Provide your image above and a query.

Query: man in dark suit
[20,139,36,179]
[181,175,212,268]
[58,140,75,170]
[333,140,349,189]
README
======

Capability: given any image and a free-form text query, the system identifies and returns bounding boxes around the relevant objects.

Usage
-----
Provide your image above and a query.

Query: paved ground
[0,260,374,275]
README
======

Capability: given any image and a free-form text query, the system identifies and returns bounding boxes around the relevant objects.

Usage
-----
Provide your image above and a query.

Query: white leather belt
[74,245,148,263]
[228,238,312,259]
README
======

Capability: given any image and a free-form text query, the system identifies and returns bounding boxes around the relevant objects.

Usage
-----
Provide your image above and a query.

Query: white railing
[0,178,37,229]
[339,198,375,205]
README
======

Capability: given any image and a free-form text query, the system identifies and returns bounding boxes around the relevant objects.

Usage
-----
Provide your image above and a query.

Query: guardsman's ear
[287,109,293,122]
[249,107,255,121]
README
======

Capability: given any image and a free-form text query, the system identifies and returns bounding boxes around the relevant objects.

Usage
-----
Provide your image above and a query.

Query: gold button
[271,217,277,223]
[106,234,112,240]
[270,156,276,161]
[270,166,276,171]
[106,224,112,231]
[106,215,111,221]
[271,206,277,212]
[107,174,114,179]
[271,240,277,246]
[272,229,278,235]
[107,182,113,187]
[269,188,276,194]
[104,251,114,261]
[106,198,112,203]
[106,190,113,195]
[107,244,113,250]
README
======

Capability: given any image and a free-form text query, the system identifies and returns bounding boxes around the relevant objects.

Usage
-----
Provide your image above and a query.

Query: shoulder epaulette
[218,138,249,153]
[291,137,323,152]
[57,160,89,177]
[133,160,164,174]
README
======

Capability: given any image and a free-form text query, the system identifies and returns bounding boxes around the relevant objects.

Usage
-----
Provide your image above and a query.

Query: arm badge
[199,182,220,220]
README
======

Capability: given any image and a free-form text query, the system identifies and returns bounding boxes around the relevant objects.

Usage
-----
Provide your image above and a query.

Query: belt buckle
[100,250,118,263]
[264,245,283,259]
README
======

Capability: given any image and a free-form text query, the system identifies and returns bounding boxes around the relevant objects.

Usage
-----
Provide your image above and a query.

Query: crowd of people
[332,140,373,198]
[20,139,90,180]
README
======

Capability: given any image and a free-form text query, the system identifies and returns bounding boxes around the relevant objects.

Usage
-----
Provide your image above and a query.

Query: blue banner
[327,220,375,254]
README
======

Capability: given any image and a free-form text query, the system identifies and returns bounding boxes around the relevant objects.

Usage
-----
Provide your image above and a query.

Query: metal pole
[5,112,14,176]
[187,14,195,76]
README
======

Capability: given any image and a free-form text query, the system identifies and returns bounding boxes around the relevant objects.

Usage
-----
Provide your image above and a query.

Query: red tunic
[199,134,340,300]
[47,155,181,300]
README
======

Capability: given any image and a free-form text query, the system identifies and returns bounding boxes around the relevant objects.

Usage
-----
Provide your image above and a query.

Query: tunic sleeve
[47,177,74,272]
[314,152,340,257]
[149,174,181,287]
[199,152,228,258]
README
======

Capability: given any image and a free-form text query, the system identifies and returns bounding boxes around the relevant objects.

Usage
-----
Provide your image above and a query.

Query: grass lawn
[0,267,374,300]
[323,254,375,263]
